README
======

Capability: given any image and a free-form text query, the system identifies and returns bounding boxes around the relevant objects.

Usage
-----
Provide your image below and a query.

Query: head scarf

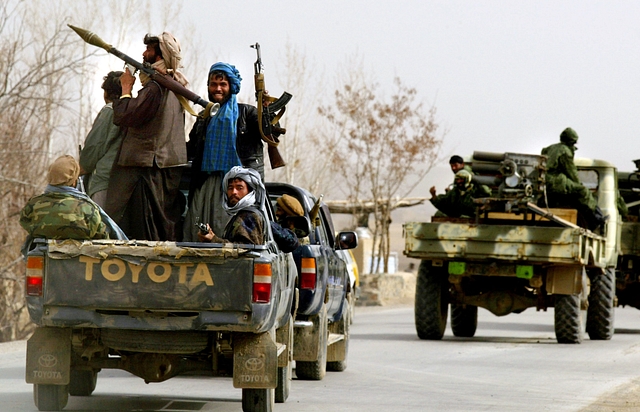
[48,155,80,187]
[140,32,189,87]
[201,62,243,173]
[222,166,265,215]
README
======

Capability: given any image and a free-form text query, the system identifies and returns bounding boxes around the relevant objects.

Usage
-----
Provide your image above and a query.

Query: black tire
[586,268,615,340]
[295,303,328,380]
[275,316,293,403]
[451,304,478,338]
[554,294,583,344]
[327,298,350,372]
[33,384,69,411]
[242,388,274,412]
[68,369,97,396]
[415,260,449,340]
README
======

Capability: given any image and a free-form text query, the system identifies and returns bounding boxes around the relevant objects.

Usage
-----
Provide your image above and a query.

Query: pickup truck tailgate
[42,240,254,311]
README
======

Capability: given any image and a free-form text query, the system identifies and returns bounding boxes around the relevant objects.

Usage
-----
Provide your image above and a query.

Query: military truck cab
[404,151,619,344]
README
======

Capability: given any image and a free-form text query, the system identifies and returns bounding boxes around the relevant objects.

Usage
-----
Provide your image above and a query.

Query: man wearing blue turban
[183,62,266,241]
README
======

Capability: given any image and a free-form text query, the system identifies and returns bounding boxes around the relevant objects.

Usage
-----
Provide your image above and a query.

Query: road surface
[2,304,640,411]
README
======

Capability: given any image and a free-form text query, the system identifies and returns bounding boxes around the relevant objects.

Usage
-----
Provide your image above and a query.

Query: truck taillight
[26,256,43,296]
[253,263,272,303]
[300,258,316,290]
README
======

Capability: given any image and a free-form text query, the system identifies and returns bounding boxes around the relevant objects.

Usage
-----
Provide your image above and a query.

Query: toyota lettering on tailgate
[78,256,214,286]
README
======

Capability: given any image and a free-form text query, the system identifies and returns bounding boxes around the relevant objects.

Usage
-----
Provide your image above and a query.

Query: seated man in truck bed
[197,166,298,253]
[542,127,607,230]
[19,155,127,251]
[429,169,491,218]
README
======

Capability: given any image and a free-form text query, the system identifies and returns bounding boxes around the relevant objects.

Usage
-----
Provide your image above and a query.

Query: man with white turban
[197,166,267,244]
[105,32,188,241]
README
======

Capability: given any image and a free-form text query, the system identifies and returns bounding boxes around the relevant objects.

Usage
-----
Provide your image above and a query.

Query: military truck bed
[404,221,606,268]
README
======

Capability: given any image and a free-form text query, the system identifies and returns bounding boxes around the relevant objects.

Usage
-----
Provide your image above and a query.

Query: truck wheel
[242,388,274,412]
[275,315,293,403]
[33,384,69,411]
[554,294,583,344]
[451,304,478,338]
[586,268,615,340]
[415,260,449,340]
[68,368,97,396]
[295,303,328,380]
[327,298,350,372]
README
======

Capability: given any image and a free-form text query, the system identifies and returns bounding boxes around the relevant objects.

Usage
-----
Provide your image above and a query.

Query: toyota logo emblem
[244,357,264,372]
[38,354,58,368]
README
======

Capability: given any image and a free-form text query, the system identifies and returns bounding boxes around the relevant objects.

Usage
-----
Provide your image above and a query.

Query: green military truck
[404,152,620,344]
[615,162,640,309]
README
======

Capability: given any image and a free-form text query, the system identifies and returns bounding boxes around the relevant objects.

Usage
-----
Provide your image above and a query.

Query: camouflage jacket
[20,191,109,240]
[430,183,492,218]
[542,142,581,191]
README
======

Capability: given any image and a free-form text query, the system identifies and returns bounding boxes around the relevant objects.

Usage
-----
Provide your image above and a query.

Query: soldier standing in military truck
[429,169,491,217]
[542,127,607,230]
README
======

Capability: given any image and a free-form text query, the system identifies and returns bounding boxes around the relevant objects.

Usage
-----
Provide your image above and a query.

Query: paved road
[2,305,640,411]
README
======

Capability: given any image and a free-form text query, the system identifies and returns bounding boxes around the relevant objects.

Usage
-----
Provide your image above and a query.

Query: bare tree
[319,69,444,273]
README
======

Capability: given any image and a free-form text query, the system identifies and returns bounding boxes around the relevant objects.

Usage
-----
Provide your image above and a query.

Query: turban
[222,166,265,215]
[277,194,304,217]
[143,32,189,87]
[48,155,80,187]
[209,62,242,95]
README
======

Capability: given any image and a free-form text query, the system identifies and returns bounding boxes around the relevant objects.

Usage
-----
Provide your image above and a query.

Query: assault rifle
[251,42,292,169]
[68,25,219,119]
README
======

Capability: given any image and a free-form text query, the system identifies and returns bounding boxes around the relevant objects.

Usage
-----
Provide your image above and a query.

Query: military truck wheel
[586,268,615,340]
[242,388,274,412]
[415,260,449,340]
[34,384,69,411]
[68,368,97,396]
[554,294,583,344]
[327,298,350,372]
[295,303,328,380]
[451,304,478,338]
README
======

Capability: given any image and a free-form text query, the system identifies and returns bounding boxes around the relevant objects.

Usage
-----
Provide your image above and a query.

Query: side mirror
[336,231,358,250]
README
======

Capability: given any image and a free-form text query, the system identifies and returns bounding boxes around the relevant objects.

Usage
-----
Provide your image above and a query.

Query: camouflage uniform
[542,128,602,228]
[431,170,491,218]
[20,192,109,240]
[210,208,264,245]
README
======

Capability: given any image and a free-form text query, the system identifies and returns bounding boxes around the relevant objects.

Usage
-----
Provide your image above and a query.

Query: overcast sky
[159,0,640,174]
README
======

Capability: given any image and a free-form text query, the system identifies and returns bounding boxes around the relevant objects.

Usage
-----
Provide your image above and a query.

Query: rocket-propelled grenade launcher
[68,24,219,118]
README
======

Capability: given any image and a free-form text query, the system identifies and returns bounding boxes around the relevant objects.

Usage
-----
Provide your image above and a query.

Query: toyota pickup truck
[24,203,297,411]
[265,183,357,380]
[404,152,619,344]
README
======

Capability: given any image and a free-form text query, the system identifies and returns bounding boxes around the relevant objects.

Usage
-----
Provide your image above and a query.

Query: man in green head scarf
[542,127,606,230]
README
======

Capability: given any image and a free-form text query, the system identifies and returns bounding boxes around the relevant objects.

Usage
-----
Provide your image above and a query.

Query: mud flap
[233,332,277,389]
[546,266,584,295]
[26,327,71,385]
[276,317,292,368]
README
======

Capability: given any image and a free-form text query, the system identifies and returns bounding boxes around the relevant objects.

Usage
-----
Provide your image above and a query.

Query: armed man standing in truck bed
[183,62,274,242]
[104,32,188,241]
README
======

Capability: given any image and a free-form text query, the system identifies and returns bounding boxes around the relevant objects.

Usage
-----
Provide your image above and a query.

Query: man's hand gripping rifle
[68,25,219,119]
[251,43,292,169]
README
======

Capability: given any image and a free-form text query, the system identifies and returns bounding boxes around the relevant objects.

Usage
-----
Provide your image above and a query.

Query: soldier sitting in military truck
[429,169,491,218]
[19,155,127,253]
[541,127,607,230]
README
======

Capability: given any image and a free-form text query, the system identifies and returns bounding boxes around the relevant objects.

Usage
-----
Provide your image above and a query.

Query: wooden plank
[485,208,577,224]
